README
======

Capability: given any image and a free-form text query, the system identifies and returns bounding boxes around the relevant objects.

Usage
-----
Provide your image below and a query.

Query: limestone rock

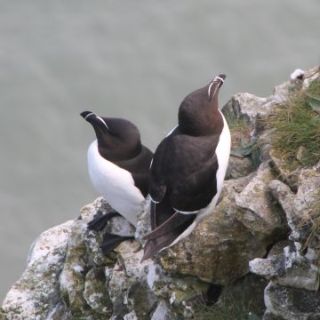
[224,106,257,179]
[249,255,284,279]
[269,180,295,223]
[46,303,71,320]
[2,220,73,320]
[272,80,292,104]
[295,163,320,249]
[83,268,112,316]
[107,241,211,319]
[269,180,304,242]
[1,199,212,319]
[223,73,319,320]
[81,197,136,238]
[222,87,285,178]
[251,160,320,320]
[222,68,320,175]
[227,154,255,179]
[160,169,287,285]
[250,242,319,291]
[59,219,91,316]
[269,163,320,247]
[223,92,270,125]
[273,66,319,104]
[264,282,320,320]
[222,84,292,137]
[269,149,301,190]
[235,163,286,235]
[255,129,275,162]
[2,191,284,319]
[151,300,174,320]
[134,198,152,243]
[303,65,320,89]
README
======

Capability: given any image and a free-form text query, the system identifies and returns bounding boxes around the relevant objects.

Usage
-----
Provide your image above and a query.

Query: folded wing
[143,131,220,260]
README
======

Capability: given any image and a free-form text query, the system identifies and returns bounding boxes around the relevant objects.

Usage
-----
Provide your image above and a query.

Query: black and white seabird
[143,74,231,260]
[81,111,153,253]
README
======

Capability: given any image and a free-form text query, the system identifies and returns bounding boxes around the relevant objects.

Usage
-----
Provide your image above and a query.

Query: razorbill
[142,74,231,260]
[81,111,153,253]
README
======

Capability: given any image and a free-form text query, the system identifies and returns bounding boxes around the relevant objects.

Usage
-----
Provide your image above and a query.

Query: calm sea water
[0,0,319,300]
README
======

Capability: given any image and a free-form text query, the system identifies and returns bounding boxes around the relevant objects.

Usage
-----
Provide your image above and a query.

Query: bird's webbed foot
[87,209,120,231]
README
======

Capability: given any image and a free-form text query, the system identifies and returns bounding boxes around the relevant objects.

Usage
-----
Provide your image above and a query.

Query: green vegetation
[194,275,266,320]
[194,294,261,320]
[271,78,320,167]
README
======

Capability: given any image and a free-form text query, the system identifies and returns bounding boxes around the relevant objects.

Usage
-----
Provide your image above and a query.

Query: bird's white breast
[198,110,231,217]
[214,111,231,199]
[87,140,144,226]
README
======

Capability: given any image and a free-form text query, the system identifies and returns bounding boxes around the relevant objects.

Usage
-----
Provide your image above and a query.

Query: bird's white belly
[87,140,144,226]
[195,111,231,218]
[212,112,231,205]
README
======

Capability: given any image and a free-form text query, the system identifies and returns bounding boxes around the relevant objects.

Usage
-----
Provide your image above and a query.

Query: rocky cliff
[1,66,320,320]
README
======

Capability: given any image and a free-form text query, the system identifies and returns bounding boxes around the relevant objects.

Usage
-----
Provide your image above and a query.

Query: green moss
[270,78,320,167]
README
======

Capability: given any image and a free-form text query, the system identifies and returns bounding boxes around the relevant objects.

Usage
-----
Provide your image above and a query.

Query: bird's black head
[81,110,142,161]
[178,74,227,135]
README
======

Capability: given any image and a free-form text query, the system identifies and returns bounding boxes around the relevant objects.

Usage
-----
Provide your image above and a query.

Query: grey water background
[0,0,319,301]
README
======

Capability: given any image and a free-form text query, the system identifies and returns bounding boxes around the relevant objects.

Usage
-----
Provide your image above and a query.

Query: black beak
[80,110,96,121]
[80,110,109,133]
[217,74,226,88]
[208,74,226,100]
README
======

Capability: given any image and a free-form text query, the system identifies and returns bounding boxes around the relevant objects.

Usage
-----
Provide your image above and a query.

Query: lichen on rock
[2,220,73,319]
[264,282,320,320]
[159,171,287,285]
[250,157,320,319]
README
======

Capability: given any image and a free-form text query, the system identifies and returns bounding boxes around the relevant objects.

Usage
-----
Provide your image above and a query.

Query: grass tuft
[193,275,266,320]
[194,293,261,320]
[270,78,320,167]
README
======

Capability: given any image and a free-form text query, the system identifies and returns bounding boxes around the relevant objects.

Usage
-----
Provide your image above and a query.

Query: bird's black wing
[142,132,220,260]
[116,145,153,197]
[148,139,171,228]
[151,132,221,212]
[169,152,219,212]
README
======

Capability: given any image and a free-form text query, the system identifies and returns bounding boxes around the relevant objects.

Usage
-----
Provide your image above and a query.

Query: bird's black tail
[142,199,196,261]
